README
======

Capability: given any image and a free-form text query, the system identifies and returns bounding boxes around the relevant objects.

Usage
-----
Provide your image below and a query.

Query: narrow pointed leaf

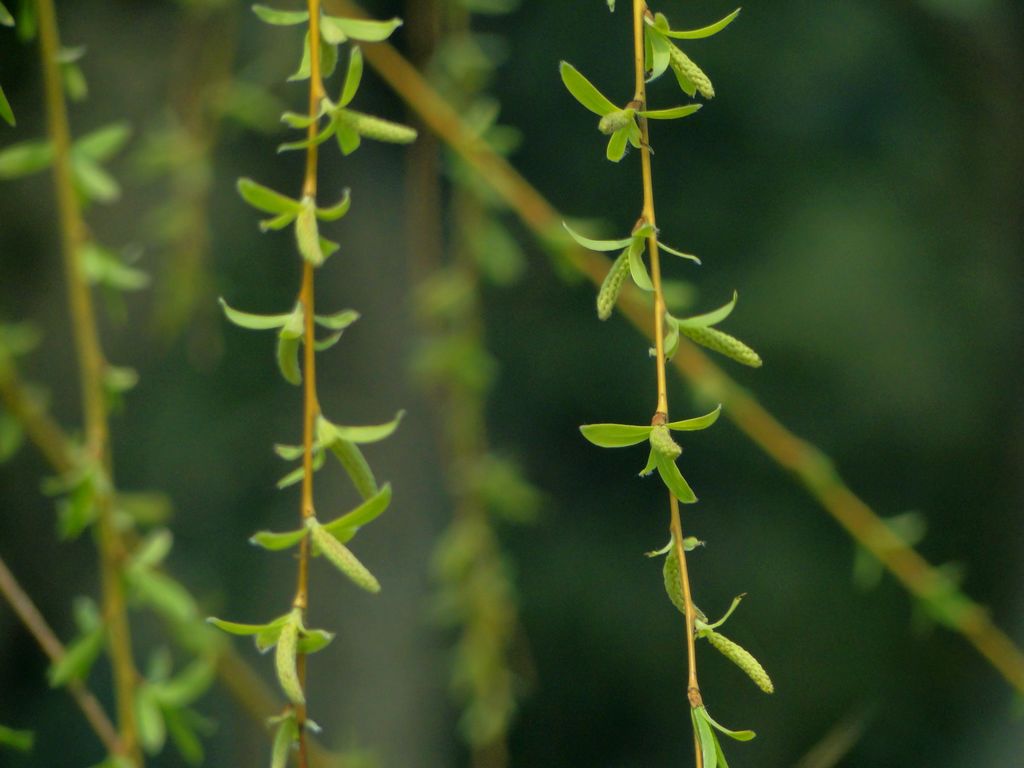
[219,298,291,330]
[677,291,738,328]
[135,685,166,754]
[71,157,120,203]
[657,239,701,263]
[606,127,629,162]
[0,85,13,127]
[277,336,301,385]
[73,122,131,162]
[321,15,402,43]
[270,715,298,768]
[320,410,404,444]
[562,221,631,252]
[667,404,722,431]
[206,614,289,636]
[249,527,308,551]
[654,450,697,502]
[336,120,361,155]
[315,309,359,330]
[627,238,653,291]
[48,626,104,687]
[693,708,719,768]
[237,178,301,215]
[321,483,391,542]
[297,628,334,654]
[664,9,741,39]
[559,61,617,116]
[638,104,702,120]
[315,188,351,221]
[703,708,756,741]
[278,303,304,340]
[579,423,653,448]
[646,27,672,81]
[339,46,363,107]
[0,3,13,26]
[252,4,308,25]
[313,331,343,351]
[639,448,657,476]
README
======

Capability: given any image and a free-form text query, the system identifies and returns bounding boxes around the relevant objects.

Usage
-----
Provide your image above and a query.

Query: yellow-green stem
[632,1,702,764]
[34,0,141,762]
[293,2,326,765]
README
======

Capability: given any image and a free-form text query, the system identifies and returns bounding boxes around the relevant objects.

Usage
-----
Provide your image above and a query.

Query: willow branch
[34,0,142,760]
[0,552,122,757]
[327,0,1024,697]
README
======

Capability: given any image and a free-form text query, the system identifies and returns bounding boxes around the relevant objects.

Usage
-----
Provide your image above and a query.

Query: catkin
[650,424,682,459]
[310,522,381,594]
[596,251,630,320]
[704,630,774,694]
[336,109,418,144]
[669,45,715,100]
[275,618,304,704]
[678,325,762,367]
[662,548,686,615]
[598,109,633,136]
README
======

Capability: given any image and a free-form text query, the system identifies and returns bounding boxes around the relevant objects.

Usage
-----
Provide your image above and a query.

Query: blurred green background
[1,0,1023,765]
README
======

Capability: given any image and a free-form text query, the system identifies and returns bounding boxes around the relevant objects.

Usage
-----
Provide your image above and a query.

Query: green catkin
[598,108,633,135]
[336,109,417,144]
[704,629,774,694]
[596,250,630,320]
[668,45,715,100]
[309,521,381,594]
[274,617,303,705]
[650,424,682,458]
[678,324,762,368]
[662,548,686,615]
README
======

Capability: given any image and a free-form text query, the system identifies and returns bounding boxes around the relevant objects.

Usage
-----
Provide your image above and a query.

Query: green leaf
[153,660,215,708]
[320,483,391,542]
[0,85,14,127]
[646,26,672,81]
[320,236,340,260]
[81,243,149,291]
[206,614,289,637]
[252,4,308,25]
[296,627,334,654]
[627,238,653,291]
[277,335,302,386]
[308,520,381,593]
[249,527,308,551]
[0,3,13,26]
[72,157,121,203]
[320,15,402,44]
[638,104,702,120]
[48,626,104,687]
[654,449,697,502]
[74,122,131,162]
[559,61,617,116]
[329,439,378,500]
[0,139,53,179]
[129,569,198,626]
[313,331,343,351]
[295,201,324,266]
[163,706,205,766]
[315,309,359,330]
[677,291,737,328]
[664,8,741,39]
[275,613,304,704]
[703,708,756,741]
[657,239,700,263]
[130,529,173,570]
[270,714,298,768]
[278,302,304,340]
[316,188,351,221]
[667,404,721,431]
[339,46,363,107]
[692,707,719,768]
[135,686,166,754]
[318,410,404,445]
[562,221,632,252]
[606,127,629,162]
[289,31,338,82]
[579,423,653,448]
[0,725,33,752]
[237,177,302,215]
[219,298,292,330]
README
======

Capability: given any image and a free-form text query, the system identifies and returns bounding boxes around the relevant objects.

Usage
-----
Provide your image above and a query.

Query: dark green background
[1,0,1022,765]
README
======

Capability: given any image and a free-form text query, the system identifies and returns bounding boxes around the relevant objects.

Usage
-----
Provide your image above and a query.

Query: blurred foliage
[0,0,1022,766]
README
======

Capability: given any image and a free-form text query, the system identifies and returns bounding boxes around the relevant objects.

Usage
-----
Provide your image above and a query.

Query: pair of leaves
[134,659,215,763]
[580,405,721,502]
[220,295,357,385]
[563,219,697,319]
[0,122,131,203]
[280,46,416,158]
[643,9,739,96]
[691,705,755,768]
[237,177,350,266]
[559,62,701,161]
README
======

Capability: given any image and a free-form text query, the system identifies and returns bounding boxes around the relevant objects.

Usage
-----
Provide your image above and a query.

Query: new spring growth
[642,8,741,99]
[660,291,762,367]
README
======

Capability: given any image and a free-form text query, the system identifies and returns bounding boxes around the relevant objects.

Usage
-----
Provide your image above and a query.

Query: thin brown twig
[328,0,1024,697]
[34,0,142,760]
[0,552,123,757]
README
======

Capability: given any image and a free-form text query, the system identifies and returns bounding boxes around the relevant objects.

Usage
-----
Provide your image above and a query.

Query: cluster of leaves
[411,0,540,752]
[206,6,413,762]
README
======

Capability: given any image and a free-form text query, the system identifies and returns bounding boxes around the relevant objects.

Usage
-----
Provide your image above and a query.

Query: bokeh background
[1,0,1023,765]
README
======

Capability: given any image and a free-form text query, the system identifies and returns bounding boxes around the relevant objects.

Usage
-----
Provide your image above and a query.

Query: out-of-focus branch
[329,0,1024,697]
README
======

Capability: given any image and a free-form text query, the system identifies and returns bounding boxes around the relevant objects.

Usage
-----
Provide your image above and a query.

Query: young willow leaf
[606,127,629,163]
[0,725,33,752]
[219,298,291,330]
[290,31,338,82]
[667,404,722,431]
[339,46,363,107]
[677,291,738,328]
[0,139,53,179]
[320,15,402,43]
[250,527,308,551]
[48,626,104,687]
[627,238,654,291]
[692,707,721,768]
[579,423,653,448]
[297,628,335,655]
[315,189,351,221]
[562,221,632,252]
[275,614,304,704]
[308,520,381,593]
[320,483,391,542]
[270,714,298,768]
[74,122,131,162]
[653,449,697,503]
[318,410,405,444]
[0,86,15,127]
[638,104,702,120]
[251,4,308,25]
[277,336,302,385]
[662,8,741,40]
[206,614,289,637]
[315,309,359,330]
[237,177,302,215]
[702,707,756,741]
[0,3,13,26]
[559,61,616,116]
[135,685,166,755]
[703,630,774,694]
